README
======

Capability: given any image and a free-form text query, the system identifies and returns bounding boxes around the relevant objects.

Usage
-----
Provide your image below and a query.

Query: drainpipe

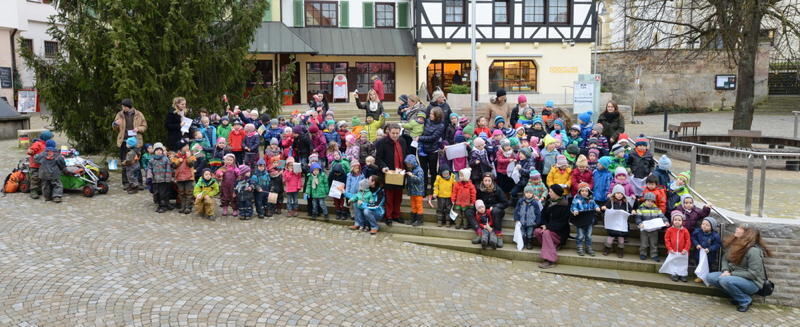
[10,28,18,108]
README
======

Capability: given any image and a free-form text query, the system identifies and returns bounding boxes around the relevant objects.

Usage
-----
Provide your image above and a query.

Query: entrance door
[426,60,476,100]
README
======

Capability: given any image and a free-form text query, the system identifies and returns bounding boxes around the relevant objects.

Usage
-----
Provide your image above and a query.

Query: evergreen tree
[21,0,267,153]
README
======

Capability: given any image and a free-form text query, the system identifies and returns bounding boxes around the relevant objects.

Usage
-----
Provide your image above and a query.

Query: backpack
[3,170,26,193]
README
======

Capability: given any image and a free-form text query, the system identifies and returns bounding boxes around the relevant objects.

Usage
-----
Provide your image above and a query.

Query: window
[548,0,569,24]
[489,60,537,92]
[21,39,33,53]
[305,1,338,27]
[356,62,395,95]
[306,62,348,100]
[523,0,544,23]
[444,0,465,24]
[376,3,395,28]
[248,60,274,87]
[44,41,58,58]
[494,0,509,24]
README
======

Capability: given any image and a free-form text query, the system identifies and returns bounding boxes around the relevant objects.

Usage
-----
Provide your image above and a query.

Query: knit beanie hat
[345,134,355,144]
[450,112,460,120]
[494,115,506,126]
[459,168,472,181]
[153,142,166,152]
[416,112,427,119]
[614,167,628,176]
[543,134,557,147]
[553,119,565,129]
[472,137,486,148]
[221,116,230,122]
[463,124,475,137]
[677,171,691,182]
[358,178,371,191]
[545,100,555,107]
[518,94,527,103]
[524,185,536,194]
[508,127,520,138]
[292,125,304,135]
[643,192,656,202]
[39,130,53,141]
[658,155,672,170]
[496,88,507,97]
[577,182,591,192]
[529,169,541,180]
[326,119,336,127]
[519,148,533,159]
[612,144,626,155]
[592,123,603,133]
[597,156,612,169]
[586,137,599,145]
[269,118,278,126]
[578,112,593,124]
[570,124,581,132]
[352,117,362,126]
[459,117,470,128]
[703,217,719,231]
[556,155,568,167]
[309,125,320,134]
[635,134,649,147]
[549,184,564,197]
[45,139,57,150]
[257,158,266,166]
[404,154,418,167]
[680,194,694,205]
[671,210,685,220]
[532,117,544,127]
[566,144,580,156]
[223,153,235,161]
[475,199,486,210]
[310,162,322,171]
[125,136,138,148]
[576,155,588,168]
[500,139,511,148]
[618,133,630,143]
[120,98,133,108]
[217,137,226,144]
[509,137,520,148]
[611,184,625,195]
[360,129,368,136]
[492,129,503,137]
[238,165,251,176]
[588,148,600,158]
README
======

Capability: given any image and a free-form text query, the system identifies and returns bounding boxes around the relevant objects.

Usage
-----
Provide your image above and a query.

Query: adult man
[374,123,408,225]
[372,76,384,101]
[112,98,147,187]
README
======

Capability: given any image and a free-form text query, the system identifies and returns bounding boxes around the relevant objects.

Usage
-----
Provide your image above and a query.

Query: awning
[249,22,316,54]
[250,23,415,57]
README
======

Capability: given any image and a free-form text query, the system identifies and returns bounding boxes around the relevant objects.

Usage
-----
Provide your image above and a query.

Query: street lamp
[470,0,477,122]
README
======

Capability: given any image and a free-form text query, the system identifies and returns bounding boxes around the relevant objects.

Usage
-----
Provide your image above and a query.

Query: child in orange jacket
[640,175,667,213]
[664,210,691,282]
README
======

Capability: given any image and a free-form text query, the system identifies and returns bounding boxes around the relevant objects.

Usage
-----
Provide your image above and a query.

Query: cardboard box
[385,170,405,185]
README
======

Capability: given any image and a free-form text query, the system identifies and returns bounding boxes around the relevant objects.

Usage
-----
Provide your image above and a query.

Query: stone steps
[755,96,800,113]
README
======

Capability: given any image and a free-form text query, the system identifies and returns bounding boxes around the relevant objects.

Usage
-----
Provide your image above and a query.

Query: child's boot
[577,245,585,256]
[616,245,624,258]
[222,206,228,216]
[276,204,282,215]
[586,246,596,257]
[232,209,239,217]
[525,238,534,250]
[603,244,612,256]
[53,196,62,203]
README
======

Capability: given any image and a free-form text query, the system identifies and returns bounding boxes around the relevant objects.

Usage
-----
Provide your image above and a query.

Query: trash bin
[282,89,293,105]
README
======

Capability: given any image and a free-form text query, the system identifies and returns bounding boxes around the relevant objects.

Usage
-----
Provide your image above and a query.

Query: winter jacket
[250,169,271,192]
[193,177,220,197]
[569,168,594,196]
[425,102,453,129]
[540,148,560,175]
[665,226,691,253]
[197,124,217,147]
[404,156,425,196]
[722,246,767,288]
[570,195,599,227]
[345,172,365,197]
[418,120,445,156]
[293,134,312,159]
[324,129,340,145]
[477,184,509,210]
[674,205,712,233]
[609,178,636,200]
[243,132,260,153]
[494,151,518,175]
[164,111,186,151]
[597,111,624,142]
[592,167,613,203]
[475,208,494,230]
[402,120,425,138]
[514,198,542,227]
[217,124,232,141]
[652,168,671,188]
[468,148,493,184]
[263,127,283,145]
[311,132,327,158]
[374,136,408,190]
[691,229,721,257]
[171,153,196,182]
[269,173,284,193]
[27,140,46,169]
[34,149,66,180]
[345,145,360,163]
[538,197,572,242]
[451,181,477,207]
[546,167,572,188]
[234,178,255,202]
[640,186,668,213]
[148,155,174,184]
[304,172,329,199]
[113,109,148,147]
[358,140,376,164]
[355,98,384,120]
[433,172,455,199]
[634,203,668,227]
[228,129,245,152]
[363,115,385,142]
[329,158,351,174]
[283,168,303,193]
[627,150,655,179]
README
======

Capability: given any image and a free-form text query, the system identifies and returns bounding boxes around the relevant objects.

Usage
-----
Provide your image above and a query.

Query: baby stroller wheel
[97,181,109,194]
[82,185,96,197]
[98,168,110,181]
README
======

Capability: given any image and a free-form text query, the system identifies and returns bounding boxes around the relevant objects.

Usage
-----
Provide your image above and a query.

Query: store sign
[332,74,348,100]
[0,67,12,88]
[549,66,578,74]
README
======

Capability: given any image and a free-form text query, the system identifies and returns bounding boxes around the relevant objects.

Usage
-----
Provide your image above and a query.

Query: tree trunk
[731,4,764,148]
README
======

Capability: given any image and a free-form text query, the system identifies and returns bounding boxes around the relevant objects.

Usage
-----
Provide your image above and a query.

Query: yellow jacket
[433,173,455,198]
[364,115,385,142]
[546,167,572,188]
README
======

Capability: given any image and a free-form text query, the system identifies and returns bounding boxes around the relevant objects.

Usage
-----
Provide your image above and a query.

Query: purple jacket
[673,205,711,234]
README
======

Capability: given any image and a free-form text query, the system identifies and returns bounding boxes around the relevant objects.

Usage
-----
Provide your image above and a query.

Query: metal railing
[649,136,800,217]
[794,111,800,139]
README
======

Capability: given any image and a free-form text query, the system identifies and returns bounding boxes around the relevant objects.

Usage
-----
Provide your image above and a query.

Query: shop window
[307,62,348,99]
[376,3,395,28]
[426,60,476,97]
[489,60,537,92]
[305,1,338,27]
[356,62,395,96]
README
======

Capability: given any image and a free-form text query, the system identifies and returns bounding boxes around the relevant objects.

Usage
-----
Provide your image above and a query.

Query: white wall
[14,0,59,88]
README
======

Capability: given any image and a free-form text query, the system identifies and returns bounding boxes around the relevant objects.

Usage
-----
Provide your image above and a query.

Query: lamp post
[470,0,477,122]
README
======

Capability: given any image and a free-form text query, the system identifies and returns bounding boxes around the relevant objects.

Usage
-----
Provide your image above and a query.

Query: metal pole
[663,107,668,132]
[469,0,477,122]
[745,154,754,216]
[759,155,767,217]
[794,111,799,139]
[689,146,697,188]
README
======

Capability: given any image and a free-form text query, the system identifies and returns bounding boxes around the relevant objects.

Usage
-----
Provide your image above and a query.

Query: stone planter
[446,93,472,116]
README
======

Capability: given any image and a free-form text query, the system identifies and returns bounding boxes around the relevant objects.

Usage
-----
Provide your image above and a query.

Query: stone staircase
[280,102,406,125]
[284,196,725,297]
[755,95,800,114]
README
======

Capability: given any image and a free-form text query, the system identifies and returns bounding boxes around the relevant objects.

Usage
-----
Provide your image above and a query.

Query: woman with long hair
[597,101,625,144]
[417,107,445,196]
[475,173,510,243]
[355,89,384,121]
[165,96,189,151]
[705,225,772,312]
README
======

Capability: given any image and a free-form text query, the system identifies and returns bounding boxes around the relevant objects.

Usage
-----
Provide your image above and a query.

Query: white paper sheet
[631,177,646,197]
[603,209,630,232]
[127,130,137,137]
[510,166,521,184]
[641,219,666,232]
[513,221,524,251]
[328,181,345,199]
[410,140,419,149]
[449,209,458,221]
[694,250,711,286]
[180,116,193,134]
[659,252,689,276]
[445,143,468,160]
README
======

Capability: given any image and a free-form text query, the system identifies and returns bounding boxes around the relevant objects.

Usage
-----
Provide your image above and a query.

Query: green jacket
[193,177,220,197]
[217,124,232,141]
[722,246,767,288]
[401,120,424,138]
[304,172,329,199]
[329,158,351,174]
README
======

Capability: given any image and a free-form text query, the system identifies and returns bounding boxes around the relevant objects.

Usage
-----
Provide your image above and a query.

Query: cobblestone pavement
[2,144,800,325]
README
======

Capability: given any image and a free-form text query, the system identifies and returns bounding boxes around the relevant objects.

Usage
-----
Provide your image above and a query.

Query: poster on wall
[17,89,38,113]
[332,74,348,100]
[573,81,595,114]
[715,75,736,90]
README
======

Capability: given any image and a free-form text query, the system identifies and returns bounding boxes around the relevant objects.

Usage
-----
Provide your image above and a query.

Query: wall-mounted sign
[17,89,38,113]
[332,74,348,100]
[0,67,12,89]
[715,74,736,90]
[549,66,579,74]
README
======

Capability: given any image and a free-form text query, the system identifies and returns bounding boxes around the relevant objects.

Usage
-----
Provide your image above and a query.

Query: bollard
[689,146,697,188]
[663,108,669,132]
[745,155,754,216]
[794,111,800,139]
[759,156,767,217]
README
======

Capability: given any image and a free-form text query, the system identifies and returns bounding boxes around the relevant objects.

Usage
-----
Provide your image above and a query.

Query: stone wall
[597,44,771,111]
[715,208,800,307]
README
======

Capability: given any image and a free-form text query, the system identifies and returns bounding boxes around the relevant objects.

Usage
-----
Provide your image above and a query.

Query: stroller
[61,150,110,197]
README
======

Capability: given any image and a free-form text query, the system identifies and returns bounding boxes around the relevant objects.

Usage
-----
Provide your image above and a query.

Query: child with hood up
[283,157,304,217]
[601,184,633,258]
[432,166,455,227]
[34,139,66,203]
[592,156,614,205]
[652,155,672,188]
[234,165,255,220]
[305,162,329,220]
[344,134,360,163]
[570,182,601,256]
[468,137,493,185]
[451,168,476,229]
[691,216,721,282]
[404,154,426,226]
[329,160,349,220]
[514,186,543,250]
[251,158,271,218]
[546,155,572,189]
[216,153,240,217]
[193,168,220,220]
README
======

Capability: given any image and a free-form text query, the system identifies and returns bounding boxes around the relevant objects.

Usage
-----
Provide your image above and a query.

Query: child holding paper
[601,185,633,258]
[635,192,668,262]
[329,160,348,220]
[451,168,477,230]
[267,166,284,216]
[570,182,601,256]
[691,217,721,282]
[305,162,329,220]
[664,211,691,282]
[283,157,303,217]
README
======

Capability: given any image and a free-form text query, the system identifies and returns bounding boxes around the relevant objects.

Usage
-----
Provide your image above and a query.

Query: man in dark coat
[375,123,408,225]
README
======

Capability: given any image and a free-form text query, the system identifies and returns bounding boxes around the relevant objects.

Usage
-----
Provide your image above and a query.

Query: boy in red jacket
[665,210,691,282]
[26,130,53,199]
[228,120,246,165]
[640,175,667,213]
[451,168,476,230]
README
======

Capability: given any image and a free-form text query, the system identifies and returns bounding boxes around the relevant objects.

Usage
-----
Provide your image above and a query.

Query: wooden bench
[727,129,762,138]
[668,121,702,139]
[17,128,47,148]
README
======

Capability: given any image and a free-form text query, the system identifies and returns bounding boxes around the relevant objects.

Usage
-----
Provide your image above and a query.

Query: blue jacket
[652,168,671,188]
[514,198,541,227]
[263,127,282,144]
[324,130,340,145]
[592,167,613,202]
[540,148,560,175]
[198,125,217,147]
[691,228,721,255]
[404,155,425,196]
[345,172,365,197]
[250,169,271,192]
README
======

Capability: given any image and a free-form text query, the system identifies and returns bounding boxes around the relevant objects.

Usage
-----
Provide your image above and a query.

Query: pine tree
[21,0,267,153]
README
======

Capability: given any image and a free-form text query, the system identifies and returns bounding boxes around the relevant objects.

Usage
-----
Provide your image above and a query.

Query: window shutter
[293,0,304,27]
[340,1,349,28]
[397,2,409,28]
[363,2,374,28]
[262,0,272,22]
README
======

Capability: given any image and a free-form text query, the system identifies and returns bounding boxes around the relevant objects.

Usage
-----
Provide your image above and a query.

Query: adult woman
[398,95,426,121]
[355,89,384,121]
[597,101,625,144]
[485,89,511,123]
[417,107,445,196]
[476,173,509,240]
[535,184,571,269]
[706,225,771,312]
[165,97,190,152]
[426,91,452,128]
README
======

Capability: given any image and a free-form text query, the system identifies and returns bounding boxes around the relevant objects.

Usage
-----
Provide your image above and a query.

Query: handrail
[649,136,800,158]
[668,171,735,225]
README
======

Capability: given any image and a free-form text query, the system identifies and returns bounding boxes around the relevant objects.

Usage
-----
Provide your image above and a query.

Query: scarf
[503,149,513,158]
[369,102,378,112]
[392,138,403,169]
[635,148,647,157]
[312,174,319,188]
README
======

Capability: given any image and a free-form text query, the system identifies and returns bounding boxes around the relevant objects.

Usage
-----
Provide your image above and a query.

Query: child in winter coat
[652,155,672,188]
[494,139,519,193]
[358,130,377,164]
[674,194,713,234]
[402,112,426,138]
[122,137,142,194]
[609,167,636,205]
[243,124,260,168]
[283,157,303,217]
[193,167,220,219]
[592,156,613,205]
[539,135,560,181]
[345,162,366,222]
[347,179,376,232]
[148,143,174,213]
[209,138,229,172]
[433,167,455,227]
[26,130,52,199]
[474,200,498,250]
[525,170,548,201]
[546,155,572,189]
[609,144,627,171]
[329,161,348,220]
[589,124,609,151]
[171,144,197,214]
[404,154,426,226]
[451,168,477,230]
[668,171,692,210]
[691,217,722,282]
[363,156,380,180]
[664,211,691,282]
[569,155,593,196]
[267,167,284,216]
[570,182,601,256]
[363,115,385,142]
[309,125,328,166]
[34,139,66,203]
[469,138,493,185]
[635,192,668,262]
[514,186,542,250]
[140,143,153,178]
[627,135,655,179]
[601,185,633,258]
[251,159,271,218]
[586,148,600,170]
[640,175,668,213]
[217,116,232,141]
[228,120,246,165]
[216,153,240,217]
[234,165,255,220]
[344,134,360,163]
[305,162,329,220]
[509,148,536,202]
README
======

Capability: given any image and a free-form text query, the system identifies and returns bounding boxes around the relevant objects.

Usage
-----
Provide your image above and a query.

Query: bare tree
[618,0,800,146]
